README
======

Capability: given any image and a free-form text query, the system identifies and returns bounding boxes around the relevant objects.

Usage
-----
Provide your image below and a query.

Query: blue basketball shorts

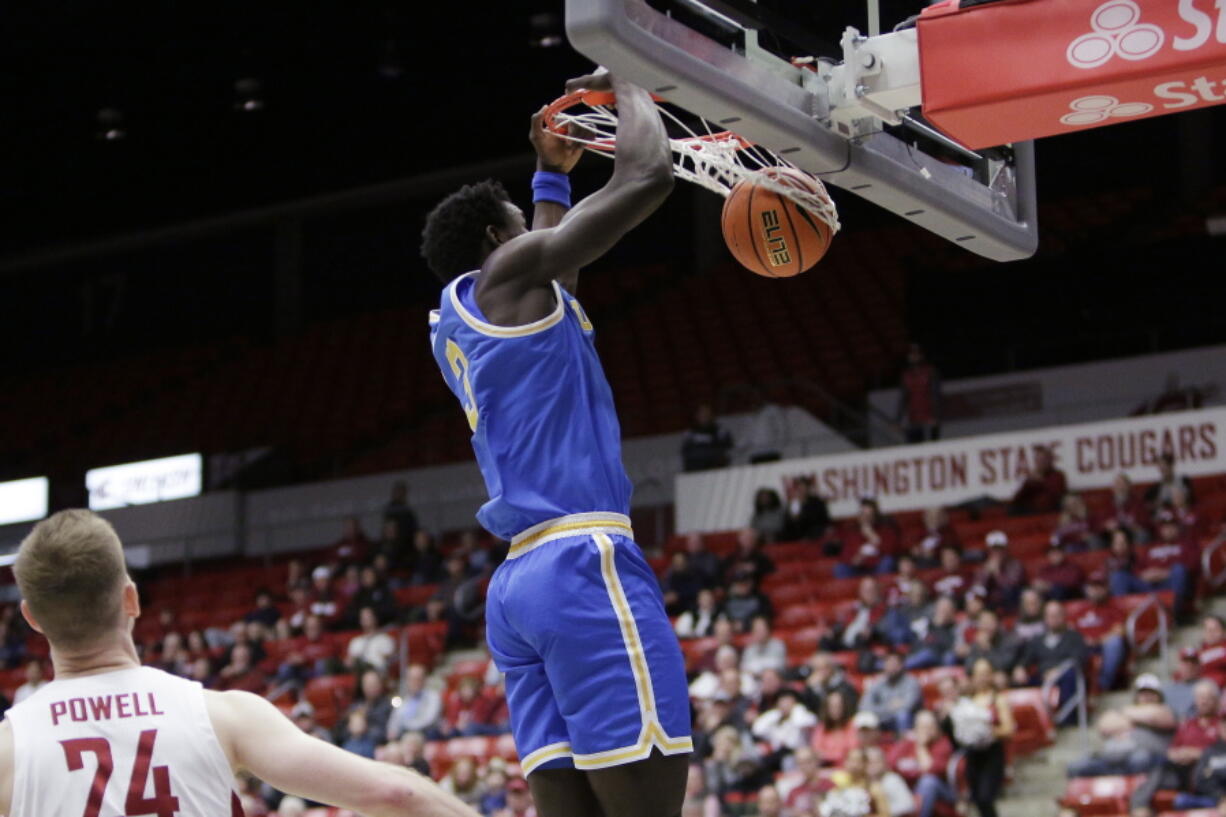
[485,512,693,776]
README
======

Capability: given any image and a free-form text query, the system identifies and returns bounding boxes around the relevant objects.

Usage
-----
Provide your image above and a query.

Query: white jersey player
[0,509,479,817]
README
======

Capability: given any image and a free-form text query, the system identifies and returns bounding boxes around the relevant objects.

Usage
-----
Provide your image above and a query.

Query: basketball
[720,167,834,278]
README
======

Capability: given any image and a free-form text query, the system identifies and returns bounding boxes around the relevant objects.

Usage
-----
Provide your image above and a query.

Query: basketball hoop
[543,90,840,234]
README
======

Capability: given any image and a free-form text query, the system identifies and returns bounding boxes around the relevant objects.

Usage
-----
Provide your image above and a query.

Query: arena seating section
[0,250,906,483]
[2,473,1223,817]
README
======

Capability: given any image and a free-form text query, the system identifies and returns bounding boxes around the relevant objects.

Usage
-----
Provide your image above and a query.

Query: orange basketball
[720,167,834,278]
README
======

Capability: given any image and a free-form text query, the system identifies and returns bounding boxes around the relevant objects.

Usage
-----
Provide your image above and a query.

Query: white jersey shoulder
[6,665,239,817]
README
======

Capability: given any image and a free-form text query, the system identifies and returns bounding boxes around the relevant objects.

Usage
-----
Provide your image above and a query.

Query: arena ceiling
[2,0,1219,262]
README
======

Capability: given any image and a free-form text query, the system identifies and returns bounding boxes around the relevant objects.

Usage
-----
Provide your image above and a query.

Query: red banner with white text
[918,0,1226,149]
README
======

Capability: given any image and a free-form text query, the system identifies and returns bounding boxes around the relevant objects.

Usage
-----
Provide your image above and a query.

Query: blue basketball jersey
[429,273,632,540]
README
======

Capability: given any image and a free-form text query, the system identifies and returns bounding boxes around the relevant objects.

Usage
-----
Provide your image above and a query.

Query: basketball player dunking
[0,510,479,817]
[421,70,690,816]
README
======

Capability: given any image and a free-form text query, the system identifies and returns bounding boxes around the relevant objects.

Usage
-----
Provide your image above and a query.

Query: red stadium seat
[1006,687,1056,757]
[783,627,824,664]
[680,637,717,672]
[777,603,826,629]
[1060,775,1143,815]
[767,583,816,609]
[1113,592,1174,655]
[304,674,356,729]
[447,658,490,683]
[394,584,440,608]
[1151,791,1179,813]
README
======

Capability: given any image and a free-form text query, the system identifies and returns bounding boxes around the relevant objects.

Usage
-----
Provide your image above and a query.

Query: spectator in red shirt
[896,344,942,444]
[777,746,832,814]
[307,565,343,626]
[912,506,960,568]
[930,545,971,600]
[275,614,338,686]
[836,498,901,579]
[1116,512,1195,610]
[1130,679,1223,814]
[471,677,510,735]
[974,531,1028,613]
[811,689,858,765]
[328,516,372,565]
[1198,616,1226,689]
[1068,571,1127,691]
[888,710,956,817]
[1101,473,1151,542]
[1033,543,1086,601]
[1010,445,1067,515]
[438,676,487,739]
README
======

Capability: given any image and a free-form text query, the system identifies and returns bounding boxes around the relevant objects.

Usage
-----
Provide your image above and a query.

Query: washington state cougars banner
[675,407,1226,533]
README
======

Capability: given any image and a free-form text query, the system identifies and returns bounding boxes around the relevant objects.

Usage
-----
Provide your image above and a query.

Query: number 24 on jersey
[62,729,180,817]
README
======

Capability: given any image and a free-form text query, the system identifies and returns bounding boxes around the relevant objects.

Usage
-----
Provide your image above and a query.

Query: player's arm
[0,720,13,817]
[205,690,479,817]
[483,73,673,294]
[527,107,585,292]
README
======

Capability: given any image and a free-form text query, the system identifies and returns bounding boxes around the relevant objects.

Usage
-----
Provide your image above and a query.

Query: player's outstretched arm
[484,74,673,291]
[205,690,479,817]
[0,720,13,817]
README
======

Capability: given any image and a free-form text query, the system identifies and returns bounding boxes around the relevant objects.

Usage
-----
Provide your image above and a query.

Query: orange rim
[543,90,753,152]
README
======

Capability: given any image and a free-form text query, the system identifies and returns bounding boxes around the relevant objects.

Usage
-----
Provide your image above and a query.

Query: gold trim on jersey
[519,741,573,776]
[448,273,566,338]
[578,534,691,768]
[506,512,633,559]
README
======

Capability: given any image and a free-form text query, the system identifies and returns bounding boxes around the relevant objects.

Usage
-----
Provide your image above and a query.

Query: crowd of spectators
[3,446,1223,817]
[653,448,1224,816]
[1067,610,1226,817]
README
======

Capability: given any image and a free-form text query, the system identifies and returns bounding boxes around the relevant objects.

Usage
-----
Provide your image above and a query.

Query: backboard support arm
[565,0,1038,262]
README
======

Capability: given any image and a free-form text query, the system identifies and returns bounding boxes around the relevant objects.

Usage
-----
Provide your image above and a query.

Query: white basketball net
[546,96,840,234]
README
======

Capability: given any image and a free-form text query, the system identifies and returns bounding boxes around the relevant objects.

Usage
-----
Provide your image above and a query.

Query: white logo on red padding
[1067,0,1164,69]
[1060,95,1154,127]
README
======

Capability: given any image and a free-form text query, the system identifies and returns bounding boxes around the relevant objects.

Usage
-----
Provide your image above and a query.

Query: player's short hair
[14,509,129,650]
[420,179,513,283]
